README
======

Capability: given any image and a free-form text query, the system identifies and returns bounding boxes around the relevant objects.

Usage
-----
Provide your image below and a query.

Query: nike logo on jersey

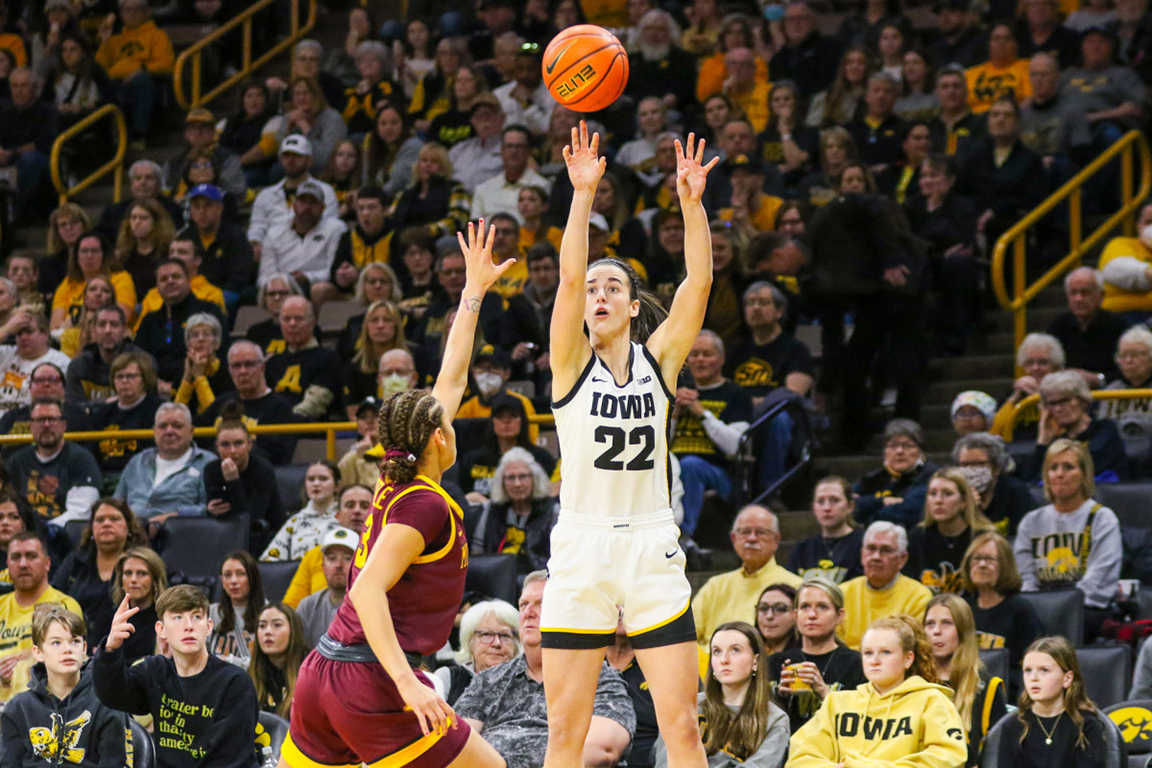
[546,43,574,75]
[664,549,678,559]
[592,376,608,383]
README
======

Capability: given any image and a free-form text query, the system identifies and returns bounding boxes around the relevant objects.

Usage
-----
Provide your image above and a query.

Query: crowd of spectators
[0,0,1150,764]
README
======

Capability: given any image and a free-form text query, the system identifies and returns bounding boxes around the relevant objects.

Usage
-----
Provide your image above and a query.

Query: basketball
[542,25,629,113]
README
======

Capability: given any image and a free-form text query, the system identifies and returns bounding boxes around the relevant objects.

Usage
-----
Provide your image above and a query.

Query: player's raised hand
[397,674,456,737]
[675,133,719,204]
[457,219,515,297]
[564,120,606,192]
[106,596,140,651]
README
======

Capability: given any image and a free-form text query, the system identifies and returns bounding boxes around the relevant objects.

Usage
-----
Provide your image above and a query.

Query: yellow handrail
[0,414,558,461]
[49,104,126,205]
[1006,388,1152,430]
[173,0,317,109]
[992,130,1152,360]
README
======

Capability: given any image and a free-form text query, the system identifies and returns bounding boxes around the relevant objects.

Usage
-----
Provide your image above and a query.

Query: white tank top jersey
[552,341,673,518]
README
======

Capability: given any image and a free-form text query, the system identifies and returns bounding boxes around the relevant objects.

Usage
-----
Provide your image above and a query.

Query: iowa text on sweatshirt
[787,675,968,768]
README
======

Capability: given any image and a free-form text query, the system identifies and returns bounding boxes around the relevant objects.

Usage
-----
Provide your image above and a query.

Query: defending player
[542,121,717,768]
[278,220,512,768]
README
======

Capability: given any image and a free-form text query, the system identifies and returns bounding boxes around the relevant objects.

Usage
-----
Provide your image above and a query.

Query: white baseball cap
[320,526,358,553]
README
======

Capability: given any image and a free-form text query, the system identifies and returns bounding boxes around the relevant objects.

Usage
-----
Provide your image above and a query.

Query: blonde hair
[919,467,997,534]
[866,614,938,684]
[352,299,407,373]
[925,594,983,730]
[1042,438,1096,502]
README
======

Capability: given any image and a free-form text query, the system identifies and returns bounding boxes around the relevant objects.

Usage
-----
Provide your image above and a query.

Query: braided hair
[377,390,445,485]
[588,257,668,343]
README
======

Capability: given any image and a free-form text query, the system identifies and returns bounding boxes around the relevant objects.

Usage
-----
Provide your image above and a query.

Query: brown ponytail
[376,390,445,485]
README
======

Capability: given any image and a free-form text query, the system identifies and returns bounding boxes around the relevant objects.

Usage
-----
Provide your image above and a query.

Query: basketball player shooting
[541,121,717,768]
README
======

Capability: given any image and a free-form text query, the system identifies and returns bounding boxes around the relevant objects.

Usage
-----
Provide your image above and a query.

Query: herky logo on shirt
[30,710,92,763]
[1027,531,1088,584]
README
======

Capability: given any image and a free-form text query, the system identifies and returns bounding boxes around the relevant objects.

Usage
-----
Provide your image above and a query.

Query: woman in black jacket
[385,142,471,259]
[51,498,149,645]
[455,394,556,502]
[472,447,558,575]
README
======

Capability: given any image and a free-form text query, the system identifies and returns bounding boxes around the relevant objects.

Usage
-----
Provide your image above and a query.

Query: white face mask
[1140,224,1152,249]
[379,374,411,398]
[474,371,503,398]
[956,465,994,495]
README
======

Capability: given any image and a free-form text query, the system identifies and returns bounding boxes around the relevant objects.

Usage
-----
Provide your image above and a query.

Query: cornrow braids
[377,390,445,485]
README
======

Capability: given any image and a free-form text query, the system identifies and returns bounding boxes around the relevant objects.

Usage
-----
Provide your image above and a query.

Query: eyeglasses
[504,473,533,483]
[863,544,898,556]
[757,602,792,616]
[733,527,775,538]
[885,440,919,451]
[30,416,62,424]
[265,289,291,298]
[30,377,62,385]
[970,555,999,565]
[474,630,515,644]
[229,359,262,370]
[113,371,142,381]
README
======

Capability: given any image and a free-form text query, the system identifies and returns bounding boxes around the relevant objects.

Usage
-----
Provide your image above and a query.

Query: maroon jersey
[327,474,468,657]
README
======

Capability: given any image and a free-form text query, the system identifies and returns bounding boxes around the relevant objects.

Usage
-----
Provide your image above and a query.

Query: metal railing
[49,104,126,205]
[0,414,558,462]
[736,398,811,505]
[173,0,317,109]
[1006,389,1152,430]
[992,130,1152,360]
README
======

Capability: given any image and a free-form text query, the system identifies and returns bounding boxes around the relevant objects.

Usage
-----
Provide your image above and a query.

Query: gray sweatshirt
[1013,499,1122,609]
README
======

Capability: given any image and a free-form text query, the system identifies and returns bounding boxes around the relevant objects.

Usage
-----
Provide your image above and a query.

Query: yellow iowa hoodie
[787,675,967,768]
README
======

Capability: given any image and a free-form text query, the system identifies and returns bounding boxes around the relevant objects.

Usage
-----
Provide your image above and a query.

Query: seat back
[1105,699,1152,755]
[291,439,330,465]
[259,560,302,602]
[1078,645,1132,709]
[1020,590,1085,646]
[1102,709,1129,768]
[232,306,271,339]
[980,711,1014,768]
[1095,483,1152,529]
[160,515,250,581]
[317,301,363,336]
[129,718,157,768]
[63,520,87,550]
[979,648,1010,686]
[256,711,291,768]
[465,554,518,605]
[274,465,309,511]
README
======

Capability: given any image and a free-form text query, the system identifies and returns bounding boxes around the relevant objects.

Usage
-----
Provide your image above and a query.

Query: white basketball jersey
[552,342,672,518]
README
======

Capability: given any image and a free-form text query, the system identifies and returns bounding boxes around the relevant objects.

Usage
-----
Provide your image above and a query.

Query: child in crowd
[787,614,968,768]
[1,606,128,768]
[93,585,260,768]
[996,636,1105,768]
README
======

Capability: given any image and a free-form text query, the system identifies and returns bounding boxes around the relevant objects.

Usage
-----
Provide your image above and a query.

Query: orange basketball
[542,25,629,113]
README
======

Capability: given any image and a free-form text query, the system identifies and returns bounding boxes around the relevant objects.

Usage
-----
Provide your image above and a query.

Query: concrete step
[987,305,1065,333]
[930,353,1015,381]
[927,376,1016,403]
[778,509,820,542]
[970,331,1017,355]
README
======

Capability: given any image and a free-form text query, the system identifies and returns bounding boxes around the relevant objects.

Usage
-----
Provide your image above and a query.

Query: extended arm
[430,220,514,420]
[550,122,604,399]
[647,134,719,388]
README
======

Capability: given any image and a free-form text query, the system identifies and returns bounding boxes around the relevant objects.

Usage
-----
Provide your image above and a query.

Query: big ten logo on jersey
[589,391,656,419]
[275,365,302,394]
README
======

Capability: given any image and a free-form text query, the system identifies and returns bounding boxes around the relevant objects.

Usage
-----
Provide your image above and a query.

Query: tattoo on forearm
[463,296,481,312]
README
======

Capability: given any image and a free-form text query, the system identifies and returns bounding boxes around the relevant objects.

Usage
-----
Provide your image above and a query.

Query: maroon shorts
[282,651,471,768]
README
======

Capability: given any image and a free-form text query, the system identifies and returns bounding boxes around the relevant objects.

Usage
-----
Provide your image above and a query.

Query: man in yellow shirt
[691,504,802,646]
[95,0,174,146]
[284,485,373,608]
[0,533,83,704]
[839,522,932,649]
[1099,201,1152,313]
[723,48,772,133]
[966,23,1032,113]
[719,155,784,237]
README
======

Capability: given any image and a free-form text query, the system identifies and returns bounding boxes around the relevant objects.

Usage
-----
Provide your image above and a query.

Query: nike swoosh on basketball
[664,549,678,559]
[546,43,574,75]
